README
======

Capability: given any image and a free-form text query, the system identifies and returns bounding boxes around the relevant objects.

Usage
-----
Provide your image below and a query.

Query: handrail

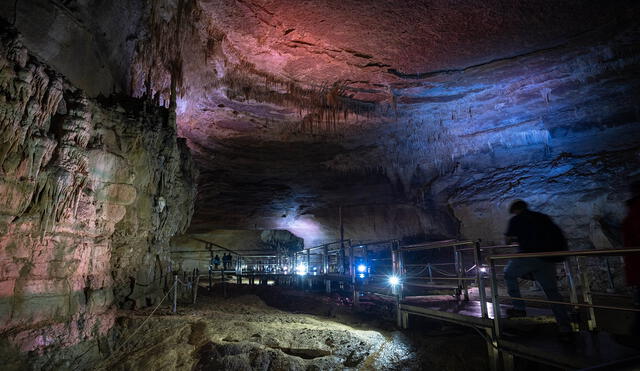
[487,246,640,341]
[170,250,270,254]
[305,239,352,251]
[488,248,640,260]
[456,244,518,252]
[187,237,246,256]
[352,239,398,247]
[399,239,473,251]
[492,295,640,312]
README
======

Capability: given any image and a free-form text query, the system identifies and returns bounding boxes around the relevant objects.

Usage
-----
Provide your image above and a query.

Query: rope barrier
[96,280,177,369]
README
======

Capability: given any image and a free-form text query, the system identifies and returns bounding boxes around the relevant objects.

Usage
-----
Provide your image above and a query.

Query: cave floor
[96,284,490,371]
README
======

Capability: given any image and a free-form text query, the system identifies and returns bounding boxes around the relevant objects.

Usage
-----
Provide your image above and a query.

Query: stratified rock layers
[0,25,196,367]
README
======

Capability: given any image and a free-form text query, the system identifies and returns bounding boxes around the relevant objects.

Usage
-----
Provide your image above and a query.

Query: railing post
[323,245,329,274]
[578,257,597,330]
[427,263,433,284]
[605,257,615,292]
[391,243,398,291]
[474,241,488,319]
[349,240,355,280]
[193,274,199,304]
[363,245,369,286]
[173,274,178,313]
[454,246,468,301]
[454,248,460,300]
[398,245,405,301]
[221,266,227,297]
[489,259,501,340]
[461,247,469,301]
[564,258,579,330]
[392,241,403,327]
[208,265,212,291]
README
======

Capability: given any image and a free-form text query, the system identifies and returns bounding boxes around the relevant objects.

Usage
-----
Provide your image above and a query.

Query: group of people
[503,182,640,339]
[210,253,234,271]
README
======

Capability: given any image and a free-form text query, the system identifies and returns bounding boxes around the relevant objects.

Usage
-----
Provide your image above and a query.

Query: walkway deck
[398,296,640,370]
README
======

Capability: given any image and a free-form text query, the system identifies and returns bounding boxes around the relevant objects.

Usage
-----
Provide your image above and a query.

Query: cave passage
[1,1,640,370]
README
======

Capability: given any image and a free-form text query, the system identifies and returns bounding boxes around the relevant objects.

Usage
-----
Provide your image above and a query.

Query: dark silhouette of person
[504,200,571,335]
[623,182,640,331]
[213,254,221,270]
[223,253,232,270]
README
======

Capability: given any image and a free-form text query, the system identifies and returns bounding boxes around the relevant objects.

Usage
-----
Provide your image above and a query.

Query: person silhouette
[623,181,640,332]
[504,200,571,336]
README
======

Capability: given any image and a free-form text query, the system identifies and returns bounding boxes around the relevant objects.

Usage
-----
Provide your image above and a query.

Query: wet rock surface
[95,288,487,371]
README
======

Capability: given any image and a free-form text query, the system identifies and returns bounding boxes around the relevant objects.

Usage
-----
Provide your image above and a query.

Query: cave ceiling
[131,0,639,241]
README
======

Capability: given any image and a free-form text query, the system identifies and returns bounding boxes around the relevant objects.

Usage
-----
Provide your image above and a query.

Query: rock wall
[322,21,640,251]
[0,24,196,368]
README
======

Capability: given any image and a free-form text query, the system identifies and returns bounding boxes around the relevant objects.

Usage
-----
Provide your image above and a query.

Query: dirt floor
[93,283,491,370]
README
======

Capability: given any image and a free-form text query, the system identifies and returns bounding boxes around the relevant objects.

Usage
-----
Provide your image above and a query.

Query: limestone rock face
[0,24,196,366]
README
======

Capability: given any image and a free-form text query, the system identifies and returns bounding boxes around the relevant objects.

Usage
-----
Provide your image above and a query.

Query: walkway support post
[339,206,345,274]
[578,257,597,330]
[208,267,212,291]
[222,268,227,297]
[306,249,312,289]
[474,240,488,319]
[489,259,501,340]
[173,274,178,313]
[323,245,329,274]
[193,274,199,304]
[398,242,405,301]
[392,241,402,327]
[349,240,358,307]
[454,246,468,300]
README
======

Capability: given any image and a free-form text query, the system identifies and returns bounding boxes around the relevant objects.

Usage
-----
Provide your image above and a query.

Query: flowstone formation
[0,24,196,368]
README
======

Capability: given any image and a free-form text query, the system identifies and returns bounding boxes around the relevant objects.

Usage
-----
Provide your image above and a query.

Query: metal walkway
[398,296,640,370]
[172,237,640,370]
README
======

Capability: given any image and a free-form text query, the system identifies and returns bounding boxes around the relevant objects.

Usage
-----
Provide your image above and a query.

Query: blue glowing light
[357,264,367,273]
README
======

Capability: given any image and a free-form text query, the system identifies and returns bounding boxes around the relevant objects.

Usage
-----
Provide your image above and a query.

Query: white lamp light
[388,275,400,286]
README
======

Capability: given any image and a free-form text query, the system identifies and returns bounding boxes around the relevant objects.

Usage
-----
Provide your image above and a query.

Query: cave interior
[1,0,640,370]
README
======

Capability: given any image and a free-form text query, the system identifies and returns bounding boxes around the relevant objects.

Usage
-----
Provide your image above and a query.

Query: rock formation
[0,23,196,368]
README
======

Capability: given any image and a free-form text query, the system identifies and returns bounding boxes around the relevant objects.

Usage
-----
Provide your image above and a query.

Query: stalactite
[217,59,378,136]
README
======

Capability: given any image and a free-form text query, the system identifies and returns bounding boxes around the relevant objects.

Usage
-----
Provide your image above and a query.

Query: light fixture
[359,273,365,279]
[295,263,307,276]
[479,266,488,273]
[388,275,400,286]
[357,264,367,273]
